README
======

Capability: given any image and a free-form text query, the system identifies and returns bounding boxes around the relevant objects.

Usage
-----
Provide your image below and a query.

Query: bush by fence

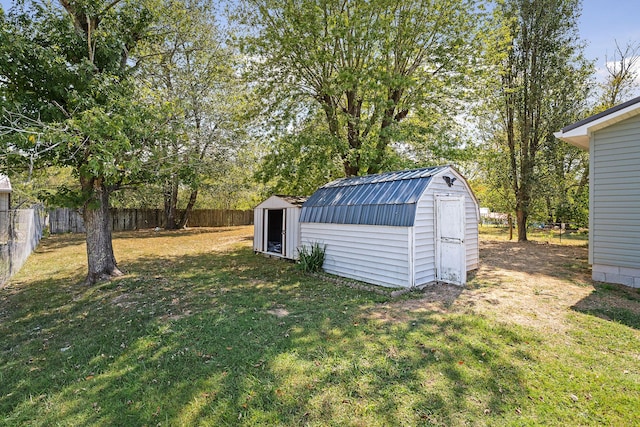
[49,208,254,234]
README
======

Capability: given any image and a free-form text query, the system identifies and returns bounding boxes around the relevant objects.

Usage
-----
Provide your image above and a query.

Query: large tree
[0,0,157,283]
[137,0,250,229]
[484,0,591,241]
[239,0,481,178]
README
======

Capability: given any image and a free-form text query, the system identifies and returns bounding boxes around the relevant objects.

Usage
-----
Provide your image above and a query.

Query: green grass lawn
[0,227,638,426]
[479,224,589,245]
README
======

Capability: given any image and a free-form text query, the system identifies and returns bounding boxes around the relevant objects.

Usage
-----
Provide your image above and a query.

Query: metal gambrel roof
[300,166,448,227]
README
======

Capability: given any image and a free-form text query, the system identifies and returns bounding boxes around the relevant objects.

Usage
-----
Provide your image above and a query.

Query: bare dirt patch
[267,308,290,318]
[367,240,608,333]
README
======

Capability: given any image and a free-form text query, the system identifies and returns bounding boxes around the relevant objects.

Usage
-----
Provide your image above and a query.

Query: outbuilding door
[265,209,285,255]
[435,195,466,285]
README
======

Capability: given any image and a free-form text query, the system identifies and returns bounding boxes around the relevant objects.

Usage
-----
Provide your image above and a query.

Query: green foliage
[238,0,483,178]
[478,0,593,238]
[473,134,516,214]
[536,137,589,225]
[133,0,256,221]
[0,0,159,192]
[257,113,346,195]
[297,242,326,273]
[1,167,75,208]
[595,41,640,110]
[0,0,164,280]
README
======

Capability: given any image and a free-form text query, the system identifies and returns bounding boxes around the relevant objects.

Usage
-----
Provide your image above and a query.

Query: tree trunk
[368,88,406,175]
[343,90,363,177]
[81,177,122,285]
[508,214,513,241]
[344,161,359,177]
[576,160,589,195]
[516,205,528,242]
[515,156,534,242]
[177,189,198,229]
[164,176,179,230]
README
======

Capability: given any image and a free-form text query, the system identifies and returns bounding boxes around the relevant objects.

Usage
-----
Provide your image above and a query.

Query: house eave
[553,130,589,150]
[555,96,640,151]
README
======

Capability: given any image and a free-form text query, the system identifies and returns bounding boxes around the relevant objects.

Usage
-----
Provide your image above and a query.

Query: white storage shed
[253,195,307,260]
[299,166,479,288]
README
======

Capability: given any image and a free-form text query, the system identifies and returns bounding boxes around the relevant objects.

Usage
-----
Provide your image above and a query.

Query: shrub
[297,242,326,273]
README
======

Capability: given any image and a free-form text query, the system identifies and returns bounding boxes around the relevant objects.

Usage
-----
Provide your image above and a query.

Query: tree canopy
[135,0,253,228]
[479,0,592,240]
[239,0,483,185]
[0,0,159,283]
[1,0,637,280]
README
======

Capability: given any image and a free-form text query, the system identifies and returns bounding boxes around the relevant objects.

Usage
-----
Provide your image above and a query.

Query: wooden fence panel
[49,208,253,234]
[49,208,85,234]
[134,209,161,230]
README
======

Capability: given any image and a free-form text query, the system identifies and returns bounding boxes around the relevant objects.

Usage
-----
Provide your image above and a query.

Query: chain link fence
[0,205,46,285]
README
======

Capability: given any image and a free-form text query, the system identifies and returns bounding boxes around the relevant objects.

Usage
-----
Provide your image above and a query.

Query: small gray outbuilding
[0,175,10,209]
[555,96,640,288]
[299,165,480,288]
[0,175,11,243]
[253,195,307,260]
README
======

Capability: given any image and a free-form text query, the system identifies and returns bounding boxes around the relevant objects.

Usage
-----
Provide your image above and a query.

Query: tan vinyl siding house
[555,96,640,287]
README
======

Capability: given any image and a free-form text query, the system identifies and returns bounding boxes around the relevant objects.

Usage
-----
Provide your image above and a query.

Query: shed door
[265,209,285,255]
[435,195,466,285]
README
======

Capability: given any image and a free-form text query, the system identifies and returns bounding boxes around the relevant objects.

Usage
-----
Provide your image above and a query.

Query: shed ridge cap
[324,165,448,188]
[321,201,418,206]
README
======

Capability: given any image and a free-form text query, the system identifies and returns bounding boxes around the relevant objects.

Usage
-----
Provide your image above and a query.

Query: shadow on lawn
[113,226,251,240]
[571,282,640,330]
[34,226,252,253]
[0,245,535,426]
[32,232,87,252]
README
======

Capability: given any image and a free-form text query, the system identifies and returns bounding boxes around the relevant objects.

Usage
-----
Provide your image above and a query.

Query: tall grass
[297,242,326,273]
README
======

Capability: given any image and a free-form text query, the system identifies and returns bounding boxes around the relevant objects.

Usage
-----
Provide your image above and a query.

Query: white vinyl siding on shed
[413,170,479,286]
[295,165,479,288]
[300,222,410,288]
[284,208,302,259]
[591,114,640,269]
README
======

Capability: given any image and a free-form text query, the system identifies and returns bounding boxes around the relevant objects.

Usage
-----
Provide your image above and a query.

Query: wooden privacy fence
[49,208,253,234]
